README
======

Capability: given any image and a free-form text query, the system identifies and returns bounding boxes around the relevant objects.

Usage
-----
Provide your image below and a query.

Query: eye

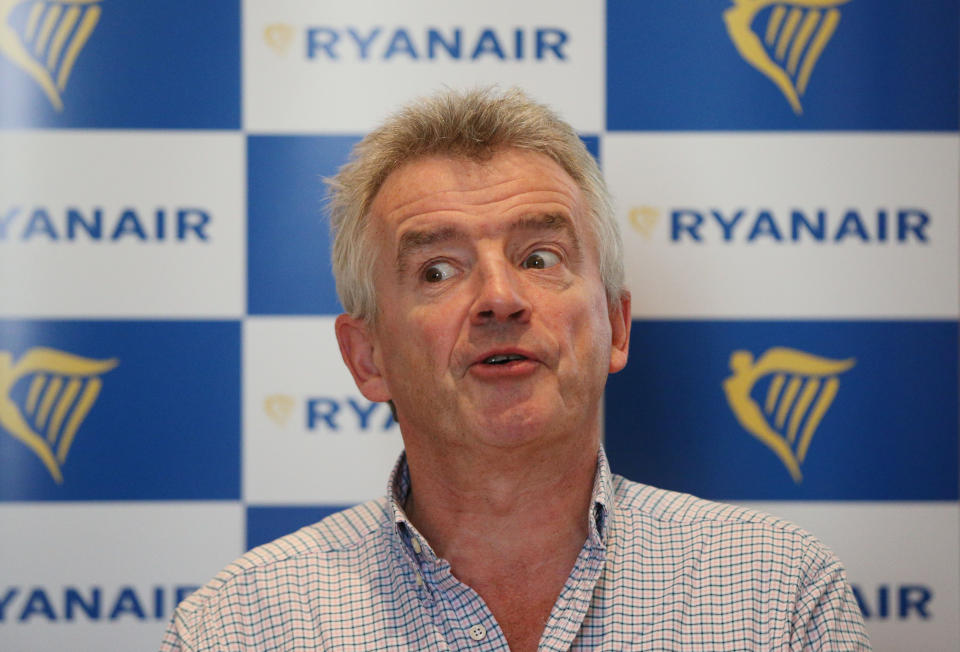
[423,261,457,283]
[522,250,561,270]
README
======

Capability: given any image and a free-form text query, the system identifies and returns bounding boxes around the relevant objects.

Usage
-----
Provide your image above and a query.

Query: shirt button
[411,537,422,554]
[468,624,486,641]
[415,571,423,586]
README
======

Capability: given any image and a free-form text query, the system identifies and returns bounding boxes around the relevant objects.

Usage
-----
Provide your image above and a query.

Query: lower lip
[470,358,539,380]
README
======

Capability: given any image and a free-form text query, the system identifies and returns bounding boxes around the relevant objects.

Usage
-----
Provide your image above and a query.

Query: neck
[401,430,601,652]
[402,432,600,567]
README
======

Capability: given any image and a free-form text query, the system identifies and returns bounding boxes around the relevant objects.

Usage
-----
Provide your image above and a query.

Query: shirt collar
[387,450,436,566]
[387,446,613,562]
[591,446,613,544]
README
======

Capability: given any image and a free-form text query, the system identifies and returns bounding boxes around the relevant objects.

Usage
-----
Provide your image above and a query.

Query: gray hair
[326,87,624,322]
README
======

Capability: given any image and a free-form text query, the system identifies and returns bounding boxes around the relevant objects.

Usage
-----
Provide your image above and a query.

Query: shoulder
[175,497,391,618]
[606,480,869,647]
[610,475,837,571]
[614,474,806,534]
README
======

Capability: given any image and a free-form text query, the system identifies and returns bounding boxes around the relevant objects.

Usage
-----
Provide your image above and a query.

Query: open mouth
[483,353,528,365]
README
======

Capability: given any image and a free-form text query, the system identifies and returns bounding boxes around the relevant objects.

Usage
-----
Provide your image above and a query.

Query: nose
[470,256,531,325]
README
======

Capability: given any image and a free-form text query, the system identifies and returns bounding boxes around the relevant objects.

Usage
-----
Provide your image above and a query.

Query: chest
[477,584,559,652]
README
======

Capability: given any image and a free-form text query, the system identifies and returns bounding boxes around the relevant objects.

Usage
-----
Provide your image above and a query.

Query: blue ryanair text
[852,584,932,620]
[306,397,396,432]
[670,208,929,243]
[306,27,568,61]
[0,207,211,242]
[0,585,198,622]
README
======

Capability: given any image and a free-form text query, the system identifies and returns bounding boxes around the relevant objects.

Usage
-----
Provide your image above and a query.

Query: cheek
[391,308,460,370]
[567,294,613,364]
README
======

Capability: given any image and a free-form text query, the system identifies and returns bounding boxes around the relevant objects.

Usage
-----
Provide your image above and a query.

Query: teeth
[484,354,526,365]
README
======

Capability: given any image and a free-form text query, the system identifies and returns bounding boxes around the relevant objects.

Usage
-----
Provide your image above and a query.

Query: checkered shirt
[161,449,870,650]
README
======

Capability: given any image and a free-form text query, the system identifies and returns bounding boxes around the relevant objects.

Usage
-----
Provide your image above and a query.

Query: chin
[469,406,569,447]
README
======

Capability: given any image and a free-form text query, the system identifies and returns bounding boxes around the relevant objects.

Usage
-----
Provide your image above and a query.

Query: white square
[604,133,960,319]
[0,502,243,652]
[0,131,245,318]
[243,0,604,133]
[741,501,960,650]
[243,316,403,504]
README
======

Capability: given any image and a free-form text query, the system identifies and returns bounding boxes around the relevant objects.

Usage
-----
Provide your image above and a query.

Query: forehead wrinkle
[384,178,541,222]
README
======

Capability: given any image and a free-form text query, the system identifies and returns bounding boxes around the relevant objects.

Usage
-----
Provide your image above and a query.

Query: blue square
[0,320,241,500]
[246,505,351,550]
[248,135,360,315]
[605,320,959,500]
[606,1,959,130]
[0,0,241,128]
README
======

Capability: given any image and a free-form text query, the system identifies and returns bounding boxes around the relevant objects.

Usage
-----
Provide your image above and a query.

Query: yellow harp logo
[0,0,102,111]
[723,347,854,482]
[0,347,117,483]
[264,23,294,56]
[627,206,661,239]
[264,393,295,426]
[724,0,849,115]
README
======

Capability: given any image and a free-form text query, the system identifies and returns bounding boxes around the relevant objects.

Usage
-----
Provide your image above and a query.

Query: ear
[608,290,631,374]
[335,313,392,402]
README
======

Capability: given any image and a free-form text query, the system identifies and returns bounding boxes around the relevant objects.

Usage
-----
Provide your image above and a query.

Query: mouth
[469,349,539,378]
[482,353,529,365]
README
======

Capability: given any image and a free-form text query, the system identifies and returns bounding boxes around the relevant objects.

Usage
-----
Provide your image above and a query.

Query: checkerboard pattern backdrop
[1,1,957,649]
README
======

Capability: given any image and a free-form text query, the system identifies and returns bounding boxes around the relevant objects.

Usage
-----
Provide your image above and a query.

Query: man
[161,88,870,650]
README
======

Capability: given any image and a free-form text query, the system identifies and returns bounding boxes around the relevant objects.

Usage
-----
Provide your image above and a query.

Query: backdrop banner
[1,0,957,648]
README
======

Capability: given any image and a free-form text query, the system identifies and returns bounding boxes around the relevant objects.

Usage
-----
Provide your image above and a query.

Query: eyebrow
[395,212,582,272]
[514,212,579,243]
[396,225,467,272]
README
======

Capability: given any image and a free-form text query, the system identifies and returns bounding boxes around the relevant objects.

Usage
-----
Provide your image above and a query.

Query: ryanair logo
[625,205,930,244]
[263,393,397,432]
[264,23,294,56]
[723,347,854,482]
[300,26,569,61]
[0,0,102,111]
[0,347,117,483]
[0,583,198,622]
[627,206,661,239]
[724,0,849,114]
[264,393,295,426]
[0,205,213,242]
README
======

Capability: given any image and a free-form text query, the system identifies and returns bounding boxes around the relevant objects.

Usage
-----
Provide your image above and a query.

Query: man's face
[336,148,630,455]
